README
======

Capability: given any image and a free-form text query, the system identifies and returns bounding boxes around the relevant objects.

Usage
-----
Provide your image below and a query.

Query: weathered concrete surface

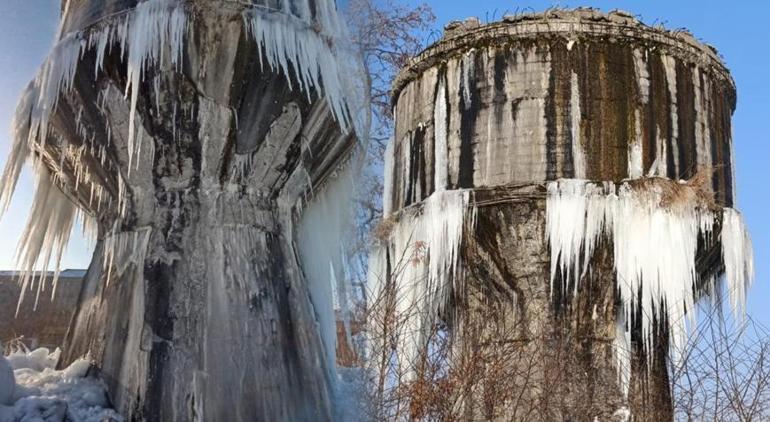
[12,1,363,421]
[0,270,84,350]
[386,9,735,420]
[390,9,736,212]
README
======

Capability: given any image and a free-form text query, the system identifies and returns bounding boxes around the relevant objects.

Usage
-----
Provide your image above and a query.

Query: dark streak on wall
[458,52,478,189]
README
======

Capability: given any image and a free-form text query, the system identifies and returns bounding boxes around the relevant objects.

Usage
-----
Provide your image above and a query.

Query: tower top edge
[392,8,734,103]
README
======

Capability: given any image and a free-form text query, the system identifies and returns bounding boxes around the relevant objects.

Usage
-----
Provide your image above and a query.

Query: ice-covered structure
[372,9,753,420]
[0,0,367,419]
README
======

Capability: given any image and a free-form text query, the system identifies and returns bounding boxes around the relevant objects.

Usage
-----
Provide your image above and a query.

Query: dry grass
[627,166,718,211]
[372,217,395,242]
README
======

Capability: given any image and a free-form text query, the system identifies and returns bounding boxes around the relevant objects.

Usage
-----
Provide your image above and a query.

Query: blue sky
[0,0,95,272]
[0,1,767,324]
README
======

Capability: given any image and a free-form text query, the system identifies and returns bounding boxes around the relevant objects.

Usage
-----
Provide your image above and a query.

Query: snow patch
[0,348,121,421]
[0,356,13,406]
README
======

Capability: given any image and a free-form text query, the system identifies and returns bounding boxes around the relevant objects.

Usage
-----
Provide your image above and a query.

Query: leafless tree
[363,238,606,420]
[670,306,770,421]
[344,0,435,293]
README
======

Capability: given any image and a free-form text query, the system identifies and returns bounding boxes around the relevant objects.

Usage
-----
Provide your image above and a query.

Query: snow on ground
[0,346,122,422]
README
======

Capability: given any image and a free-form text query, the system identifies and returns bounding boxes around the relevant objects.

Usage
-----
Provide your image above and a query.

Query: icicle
[373,189,475,380]
[628,109,644,178]
[0,94,33,214]
[382,139,395,217]
[102,227,152,286]
[433,77,448,191]
[570,72,586,179]
[654,126,668,177]
[2,0,362,215]
[633,49,650,105]
[242,6,356,131]
[546,180,589,294]
[614,311,632,398]
[297,166,355,376]
[1,0,366,330]
[721,208,754,317]
[424,190,474,317]
[546,179,755,397]
[461,50,476,108]
[125,0,188,168]
[13,167,79,315]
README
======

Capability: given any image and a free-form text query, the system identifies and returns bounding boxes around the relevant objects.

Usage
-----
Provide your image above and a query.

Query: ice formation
[569,72,585,179]
[546,178,754,396]
[102,228,153,286]
[0,348,121,421]
[721,208,755,317]
[433,77,449,192]
[297,166,355,374]
[13,166,95,314]
[0,0,363,305]
[369,189,475,378]
[383,140,395,217]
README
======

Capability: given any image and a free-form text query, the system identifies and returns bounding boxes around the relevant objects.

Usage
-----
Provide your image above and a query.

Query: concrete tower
[372,9,752,420]
[0,0,365,420]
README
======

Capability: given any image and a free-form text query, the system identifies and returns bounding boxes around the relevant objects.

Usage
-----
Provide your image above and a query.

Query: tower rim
[392,8,736,108]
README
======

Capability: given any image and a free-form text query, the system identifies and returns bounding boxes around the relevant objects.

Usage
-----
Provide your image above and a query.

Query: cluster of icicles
[372,176,753,394]
[0,0,362,308]
[546,178,754,396]
[368,189,475,378]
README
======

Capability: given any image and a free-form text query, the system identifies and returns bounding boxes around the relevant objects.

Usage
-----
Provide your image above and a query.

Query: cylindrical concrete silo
[0,0,365,420]
[374,9,752,420]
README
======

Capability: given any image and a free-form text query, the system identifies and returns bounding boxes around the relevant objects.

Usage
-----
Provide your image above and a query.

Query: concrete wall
[0,270,85,350]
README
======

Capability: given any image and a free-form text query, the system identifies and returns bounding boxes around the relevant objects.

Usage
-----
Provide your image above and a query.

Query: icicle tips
[546,178,755,397]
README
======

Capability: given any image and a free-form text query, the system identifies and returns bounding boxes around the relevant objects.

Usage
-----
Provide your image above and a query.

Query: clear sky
[0,0,95,273]
[0,1,767,324]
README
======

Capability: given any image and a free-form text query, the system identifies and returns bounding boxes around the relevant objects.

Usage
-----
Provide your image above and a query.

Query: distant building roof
[0,269,87,279]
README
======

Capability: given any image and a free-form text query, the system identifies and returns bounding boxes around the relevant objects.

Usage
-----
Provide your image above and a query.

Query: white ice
[297,166,355,376]
[368,189,474,379]
[546,178,754,397]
